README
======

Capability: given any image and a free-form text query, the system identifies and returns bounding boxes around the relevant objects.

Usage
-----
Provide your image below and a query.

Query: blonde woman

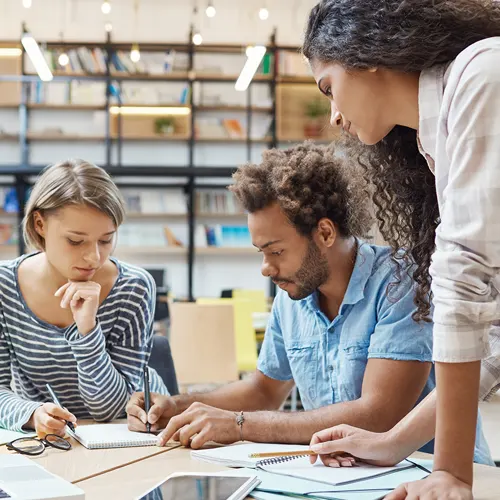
[0,159,168,437]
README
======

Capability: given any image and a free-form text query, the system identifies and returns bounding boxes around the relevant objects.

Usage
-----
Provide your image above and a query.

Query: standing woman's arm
[431,51,500,485]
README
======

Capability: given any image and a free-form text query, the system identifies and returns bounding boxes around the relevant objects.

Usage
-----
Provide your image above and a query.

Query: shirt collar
[305,240,376,313]
[417,63,448,171]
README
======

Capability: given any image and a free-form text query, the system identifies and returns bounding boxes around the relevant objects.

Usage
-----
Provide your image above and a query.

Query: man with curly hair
[125,143,491,465]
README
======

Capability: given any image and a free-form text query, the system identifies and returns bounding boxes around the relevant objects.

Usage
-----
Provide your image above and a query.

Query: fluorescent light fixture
[0,47,22,57]
[21,33,53,82]
[58,52,69,66]
[109,106,191,116]
[101,1,111,14]
[259,7,269,20]
[235,45,266,92]
[22,0,32,8]
[192,32,203,46]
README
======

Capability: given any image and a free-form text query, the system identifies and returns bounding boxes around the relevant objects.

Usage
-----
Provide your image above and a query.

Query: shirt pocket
[286,342,318,408]
[340,341,370,401]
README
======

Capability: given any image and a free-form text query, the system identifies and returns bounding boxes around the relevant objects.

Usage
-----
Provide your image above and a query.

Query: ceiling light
[235,45,266,92]
[192,32,203,46]
[21,32,53,82]
[101,1,111,14]
[22,0,32,8]
[259,7,269,20]
[58,52,69,66]
[206,4,216,17]
[105,22,113,32]
[0,48,22,57]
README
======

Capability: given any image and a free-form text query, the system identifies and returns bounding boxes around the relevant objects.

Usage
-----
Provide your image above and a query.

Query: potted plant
[154,117,176,136]
[304,97,330,138]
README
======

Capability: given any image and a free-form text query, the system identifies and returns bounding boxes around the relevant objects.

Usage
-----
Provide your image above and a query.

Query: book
[68,423,160,450]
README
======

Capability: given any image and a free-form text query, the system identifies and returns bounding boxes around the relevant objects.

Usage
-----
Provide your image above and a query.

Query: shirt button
[329,365,334,371]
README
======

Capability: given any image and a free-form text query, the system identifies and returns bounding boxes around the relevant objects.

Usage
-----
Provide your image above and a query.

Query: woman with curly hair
[302,0,500,498]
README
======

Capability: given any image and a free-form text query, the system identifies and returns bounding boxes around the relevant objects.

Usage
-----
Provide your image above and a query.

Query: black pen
[46,383,76,433]
[143,366,151,433]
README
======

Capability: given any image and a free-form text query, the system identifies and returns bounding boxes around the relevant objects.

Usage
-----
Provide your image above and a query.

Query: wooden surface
[0,420,178,484]
[77,448,500,500]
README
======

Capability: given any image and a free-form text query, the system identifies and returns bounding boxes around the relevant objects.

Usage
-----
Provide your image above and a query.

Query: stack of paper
[193,444,433,500]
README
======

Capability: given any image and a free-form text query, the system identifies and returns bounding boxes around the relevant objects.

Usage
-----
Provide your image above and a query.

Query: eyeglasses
[6,434,72,456]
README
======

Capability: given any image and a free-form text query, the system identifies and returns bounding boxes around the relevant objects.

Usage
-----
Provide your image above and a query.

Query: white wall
[0,0,318,46]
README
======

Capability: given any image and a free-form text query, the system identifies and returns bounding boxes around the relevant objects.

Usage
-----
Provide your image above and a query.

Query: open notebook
[68,424,159,450]
[192,444,413,487]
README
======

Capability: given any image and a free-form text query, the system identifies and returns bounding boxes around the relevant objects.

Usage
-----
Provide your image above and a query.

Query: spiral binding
[257,454,307,468]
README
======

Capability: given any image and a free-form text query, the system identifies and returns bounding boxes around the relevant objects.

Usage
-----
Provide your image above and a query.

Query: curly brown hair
[303,0,500,322]
[230,141,372,239]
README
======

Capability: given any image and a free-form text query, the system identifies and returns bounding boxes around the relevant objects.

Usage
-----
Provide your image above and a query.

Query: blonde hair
[23,159,126,251]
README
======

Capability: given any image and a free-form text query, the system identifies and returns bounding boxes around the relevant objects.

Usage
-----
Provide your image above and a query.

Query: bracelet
[234,411,245,442]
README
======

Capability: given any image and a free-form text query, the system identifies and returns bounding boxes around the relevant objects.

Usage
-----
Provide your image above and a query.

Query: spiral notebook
[68,424,159,450]
[192,444,413,486]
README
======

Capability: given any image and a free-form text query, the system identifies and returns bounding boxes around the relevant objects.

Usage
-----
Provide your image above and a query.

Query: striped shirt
[418,37,500,364]
[0,254,169,432]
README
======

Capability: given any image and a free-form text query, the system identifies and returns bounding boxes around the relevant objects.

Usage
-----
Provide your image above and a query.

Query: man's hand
[126,392,178,433]
[157,402,240,449]
[28,404,77,438]
[385,471,473,500]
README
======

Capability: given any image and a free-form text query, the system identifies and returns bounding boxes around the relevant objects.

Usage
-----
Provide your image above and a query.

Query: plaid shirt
[418,37,500,365]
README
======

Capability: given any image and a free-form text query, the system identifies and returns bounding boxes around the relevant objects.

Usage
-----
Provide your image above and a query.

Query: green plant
[305,97,330,119]
[154,117,176,135]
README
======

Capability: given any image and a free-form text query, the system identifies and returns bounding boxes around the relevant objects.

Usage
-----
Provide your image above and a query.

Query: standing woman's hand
[55,281,101,335]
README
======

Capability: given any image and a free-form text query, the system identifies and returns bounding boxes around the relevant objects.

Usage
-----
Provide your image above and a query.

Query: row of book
[29,48,190,75]
[118,223,252,249]
[195,191,244,215]
[121,189,187,215]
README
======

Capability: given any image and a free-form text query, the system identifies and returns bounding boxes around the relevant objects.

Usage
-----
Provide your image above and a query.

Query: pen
[250,450,318,458]
[45,383,76,433]
[143,366,151,433]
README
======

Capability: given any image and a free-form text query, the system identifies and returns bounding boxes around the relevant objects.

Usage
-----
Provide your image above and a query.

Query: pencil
[249,450,318,458]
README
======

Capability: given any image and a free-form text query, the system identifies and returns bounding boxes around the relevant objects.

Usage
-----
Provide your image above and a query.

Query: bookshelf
[0,29,334,299]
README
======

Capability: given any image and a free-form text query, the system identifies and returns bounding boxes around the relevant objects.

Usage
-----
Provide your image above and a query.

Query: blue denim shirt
[258,242,493,465]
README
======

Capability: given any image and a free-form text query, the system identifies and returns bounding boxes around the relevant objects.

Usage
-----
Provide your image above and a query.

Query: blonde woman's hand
[55,281,101,335]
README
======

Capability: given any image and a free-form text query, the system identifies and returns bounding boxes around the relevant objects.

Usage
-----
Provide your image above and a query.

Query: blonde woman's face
[35,204,117,281]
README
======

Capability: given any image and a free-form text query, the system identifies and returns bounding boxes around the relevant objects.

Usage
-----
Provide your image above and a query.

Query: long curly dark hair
[303,0,500,321]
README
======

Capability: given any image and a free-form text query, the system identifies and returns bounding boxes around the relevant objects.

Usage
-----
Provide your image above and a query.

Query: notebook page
[0,429,36,446]
[259,455,413,486]
[192,443,311,468]
[69,424,158,449]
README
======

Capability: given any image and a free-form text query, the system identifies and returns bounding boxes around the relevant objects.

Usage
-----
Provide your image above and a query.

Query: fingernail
[141,415,147,424]
[342,462,352,467]
[311,445,321,452]
[329,462,340,468]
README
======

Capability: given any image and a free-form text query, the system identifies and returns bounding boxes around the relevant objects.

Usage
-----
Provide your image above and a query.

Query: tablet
[136,472,260,500]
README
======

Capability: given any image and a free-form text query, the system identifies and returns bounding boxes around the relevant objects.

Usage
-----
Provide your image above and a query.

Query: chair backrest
[232,289,268,313]
[149,335,179,396]
[169,302,239,385]
[197,298,258,373]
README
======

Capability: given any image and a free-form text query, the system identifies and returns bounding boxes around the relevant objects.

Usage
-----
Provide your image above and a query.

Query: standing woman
[302,0,500,498]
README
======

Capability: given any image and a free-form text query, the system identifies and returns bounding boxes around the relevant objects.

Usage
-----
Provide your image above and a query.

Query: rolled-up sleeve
[431,50,500,362]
